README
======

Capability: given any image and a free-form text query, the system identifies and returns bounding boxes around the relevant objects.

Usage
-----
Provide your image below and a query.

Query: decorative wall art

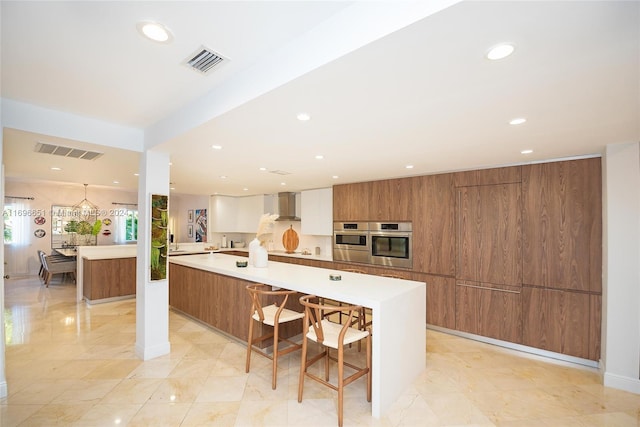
[188,209,194,223]
[34,229,46,238]
[150,194,168,281]
[187,224,193,238]
[195,208,207,242]
[34,216,46,225]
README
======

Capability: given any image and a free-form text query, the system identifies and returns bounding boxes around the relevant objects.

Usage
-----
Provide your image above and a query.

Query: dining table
[54,248,78,258]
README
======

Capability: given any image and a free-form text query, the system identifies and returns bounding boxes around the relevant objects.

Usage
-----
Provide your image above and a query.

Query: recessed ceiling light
[113,181,119,184]
[521,149,534,154]
[315,155,324,160]
[211,145,222,150]
[486,43,515,60]
[332,175,339,179]
[137,21,173,44]
[280,182,286,186]
[296,112,311,121]
[509,117,527,125]
[219,175,227,179]
[170,187,175,190]
[51,167,62,171]
[134,173,139,176]
[405,165,414,169]
[243,188,249,191]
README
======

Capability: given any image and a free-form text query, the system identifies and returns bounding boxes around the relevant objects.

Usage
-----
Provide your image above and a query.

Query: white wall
[602,141,640,394]
[3,180,137,276]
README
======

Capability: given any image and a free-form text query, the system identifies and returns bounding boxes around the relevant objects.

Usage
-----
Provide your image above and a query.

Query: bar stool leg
[338,345,345,427]
[246,315,255,374]
[297,328,309,403]
[272,322,279,389]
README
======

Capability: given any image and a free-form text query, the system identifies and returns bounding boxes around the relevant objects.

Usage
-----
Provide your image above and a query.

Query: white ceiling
[2,1,638,196]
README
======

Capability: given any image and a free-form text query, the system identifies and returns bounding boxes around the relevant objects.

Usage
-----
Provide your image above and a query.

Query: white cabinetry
[301,188,333,236]
[210,195,276,233]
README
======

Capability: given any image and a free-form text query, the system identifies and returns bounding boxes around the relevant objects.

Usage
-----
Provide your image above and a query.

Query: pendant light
[73,184,99,218]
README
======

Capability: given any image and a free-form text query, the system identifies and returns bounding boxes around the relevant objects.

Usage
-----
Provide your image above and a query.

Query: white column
[135,149,171,360]
[602,141,640,394]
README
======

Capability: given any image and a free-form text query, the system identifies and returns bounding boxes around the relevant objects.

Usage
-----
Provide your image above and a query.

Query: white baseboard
[604,372,640,395]
[135,341,171,361]
[0,380,7,398]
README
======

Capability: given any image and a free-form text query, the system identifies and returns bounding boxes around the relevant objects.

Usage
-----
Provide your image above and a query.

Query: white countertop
[79,245,138,260]
[169,253,422,309]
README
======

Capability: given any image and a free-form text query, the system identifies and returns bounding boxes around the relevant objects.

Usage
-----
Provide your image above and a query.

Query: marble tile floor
[1,276,639,426]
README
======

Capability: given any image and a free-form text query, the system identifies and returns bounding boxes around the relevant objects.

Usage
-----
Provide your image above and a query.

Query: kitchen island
[169,252,426,418]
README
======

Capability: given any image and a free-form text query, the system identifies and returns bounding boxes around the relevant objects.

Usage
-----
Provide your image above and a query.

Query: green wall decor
[150,194,168,281]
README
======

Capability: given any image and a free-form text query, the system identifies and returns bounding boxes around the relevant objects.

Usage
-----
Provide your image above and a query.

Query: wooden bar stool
[298,294,371,427]
[245,284,304,389]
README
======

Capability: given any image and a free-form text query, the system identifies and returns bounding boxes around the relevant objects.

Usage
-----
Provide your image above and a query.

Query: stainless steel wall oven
[333,222,370,264]
[369,222,412,268]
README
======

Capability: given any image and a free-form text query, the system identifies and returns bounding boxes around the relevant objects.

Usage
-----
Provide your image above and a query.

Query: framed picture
[195,208,207,242]
[188,209,194,223]
[187,224,193,238]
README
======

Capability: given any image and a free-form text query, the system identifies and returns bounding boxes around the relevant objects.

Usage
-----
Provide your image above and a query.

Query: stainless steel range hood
[276,192,300,221]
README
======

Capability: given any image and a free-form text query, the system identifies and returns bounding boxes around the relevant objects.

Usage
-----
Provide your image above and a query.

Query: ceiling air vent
[184,46,227,74]
[34,142,103,161]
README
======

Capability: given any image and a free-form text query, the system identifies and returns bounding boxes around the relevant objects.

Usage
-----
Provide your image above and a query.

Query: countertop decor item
[250,213,279,267]
[282,225,299,254]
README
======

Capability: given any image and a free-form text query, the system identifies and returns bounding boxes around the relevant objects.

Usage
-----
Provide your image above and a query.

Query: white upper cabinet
[301,188,333,236]
[210,194,277,233]
[210,195,237,233]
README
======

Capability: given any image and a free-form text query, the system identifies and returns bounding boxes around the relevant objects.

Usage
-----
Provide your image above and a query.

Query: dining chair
[297,294,371,427]
[39,250,76,286]
[245,283,304,389]
[37,250,67,281]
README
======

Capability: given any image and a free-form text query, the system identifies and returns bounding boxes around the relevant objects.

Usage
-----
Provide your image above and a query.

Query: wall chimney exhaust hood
[276,192,300,221]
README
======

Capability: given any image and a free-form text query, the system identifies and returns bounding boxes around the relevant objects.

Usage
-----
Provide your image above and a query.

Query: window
[125,210,138,242]
[4,205,14,244]
[3,203,32,246]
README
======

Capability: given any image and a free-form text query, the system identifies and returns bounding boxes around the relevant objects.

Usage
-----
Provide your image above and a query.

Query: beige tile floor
[1,275,639,426]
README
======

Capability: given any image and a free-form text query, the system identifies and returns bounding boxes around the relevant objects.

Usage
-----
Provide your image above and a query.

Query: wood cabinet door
[455,282,522,343]
[118,258,136,296]
[522,158,602,292]
[413,273,455,329]
[456,183,522,286]
[368,177,414,221]
[332,182,371,221]
[412,174,455,276]
[522,286,591,359]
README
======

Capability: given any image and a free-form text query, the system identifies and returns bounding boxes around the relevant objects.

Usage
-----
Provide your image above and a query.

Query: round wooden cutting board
[282,225,299,254]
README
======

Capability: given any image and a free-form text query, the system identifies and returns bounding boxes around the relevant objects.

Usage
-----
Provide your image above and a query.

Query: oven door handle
[369,231,412,238]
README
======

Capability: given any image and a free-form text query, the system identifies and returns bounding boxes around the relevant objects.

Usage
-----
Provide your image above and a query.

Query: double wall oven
[333,222,412,269]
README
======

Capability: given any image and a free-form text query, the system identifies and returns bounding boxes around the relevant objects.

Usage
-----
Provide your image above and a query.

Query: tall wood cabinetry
[454,168,523,343]
[521,158,602,360]
[332,157,602,361]
[412,174,456,329]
